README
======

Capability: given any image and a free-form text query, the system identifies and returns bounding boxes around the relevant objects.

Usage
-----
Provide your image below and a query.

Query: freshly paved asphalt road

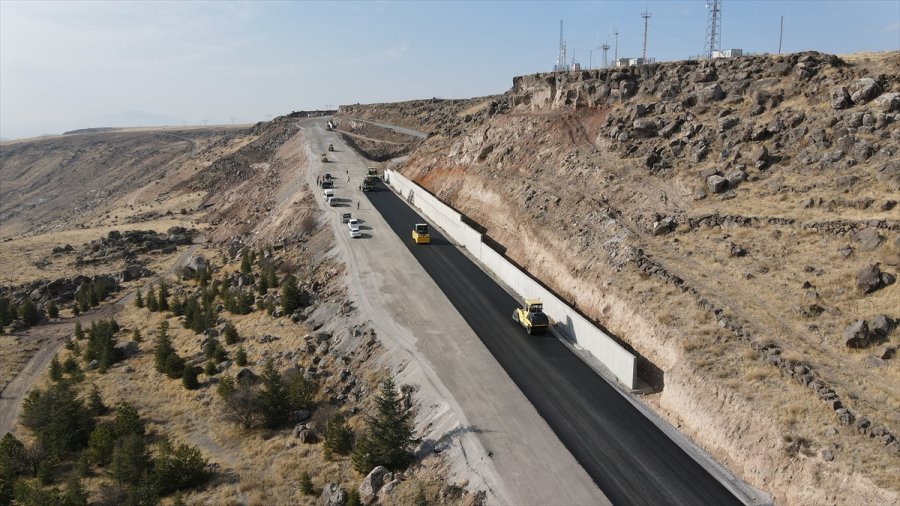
[365,182,743,506]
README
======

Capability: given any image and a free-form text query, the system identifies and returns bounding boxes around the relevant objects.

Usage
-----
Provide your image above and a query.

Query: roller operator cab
[513,298,549,335]
[412,223,430,244]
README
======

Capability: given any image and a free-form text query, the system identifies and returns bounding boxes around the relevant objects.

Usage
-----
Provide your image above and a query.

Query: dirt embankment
[346,51,900,504]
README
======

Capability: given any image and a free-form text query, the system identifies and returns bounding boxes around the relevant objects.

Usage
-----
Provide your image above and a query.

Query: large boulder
[844,320,870,348]
[849,78,881,104]
[856,264,884,294]
[186,255,207,272]
[830,87,852,110]
[358,466,389,505]
[853,228,883,252]
[869,314,895,338]
[698,83,725,103]
[115,341,139,359]
[873,92,900,113]
[632,118,658,137]
[320,483,347,506]
[707,175,729,194]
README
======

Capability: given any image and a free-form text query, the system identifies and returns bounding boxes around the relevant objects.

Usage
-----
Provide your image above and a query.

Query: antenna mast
[705,0,722,58]
[601,42,610,67]
[641,7,652,62]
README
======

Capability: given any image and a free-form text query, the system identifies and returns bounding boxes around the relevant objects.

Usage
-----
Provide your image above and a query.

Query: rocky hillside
[343,51,900,504]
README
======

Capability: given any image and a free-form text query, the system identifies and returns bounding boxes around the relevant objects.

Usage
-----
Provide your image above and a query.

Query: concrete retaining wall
[385,170,637,389]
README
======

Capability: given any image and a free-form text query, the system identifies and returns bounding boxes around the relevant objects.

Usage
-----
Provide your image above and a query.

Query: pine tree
[49,354,63,382]
[157,282,170,312]
[204,360,217,376]
[46,301,59,319]
[324,412,354,455]
[223,323,239,345]
[74,322,85,340]
[257,272,269,294]
[258,359,288,428]
[132,328,142,342]
[299,472,313,495]
[235,346,247,366]
[110,433,149,485]
[72,304,80,316]
[281,274,301,314]
[88,384,107,416]
[114,402,145,437]
[153,321,174,373]
[146,287,158,312]
[61,472,88,506]
[266,267,278,290]
[134,289,144,309]
[240,248,252,276]
[19,298,41,327]
[366,379,416,471]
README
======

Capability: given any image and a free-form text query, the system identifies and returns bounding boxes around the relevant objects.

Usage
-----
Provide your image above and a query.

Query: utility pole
[602,43,610,68]
[778,15,783,54]
[641,7,652,62]
[705,0,722,59]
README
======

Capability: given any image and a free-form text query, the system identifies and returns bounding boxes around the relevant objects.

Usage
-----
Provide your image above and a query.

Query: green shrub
[152,439,210,495]
[299,471,313,495]
[182,365,200,390]
[19,299,41,327]
[324,413,354,455]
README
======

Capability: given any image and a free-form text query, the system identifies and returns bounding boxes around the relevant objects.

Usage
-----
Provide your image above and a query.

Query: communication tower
[601,42,610,67]
[641,8,652,62]
[705,0,722,59]
[555,20,568,72]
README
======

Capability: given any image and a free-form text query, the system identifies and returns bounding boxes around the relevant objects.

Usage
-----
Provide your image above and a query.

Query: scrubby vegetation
[6,383,211,505]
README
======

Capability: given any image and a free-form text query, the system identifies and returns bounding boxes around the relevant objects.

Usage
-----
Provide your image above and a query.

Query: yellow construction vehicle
[412,223,430,244]
[513,299,549,335]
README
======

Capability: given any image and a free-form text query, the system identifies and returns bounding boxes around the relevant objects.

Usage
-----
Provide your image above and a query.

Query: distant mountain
[84,110,187,129]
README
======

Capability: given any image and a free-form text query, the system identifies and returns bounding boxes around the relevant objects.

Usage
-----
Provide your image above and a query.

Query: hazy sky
[1,0,898,139]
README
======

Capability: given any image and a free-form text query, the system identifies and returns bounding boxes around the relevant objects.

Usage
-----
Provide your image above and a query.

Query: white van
[348,219,361,238]
[323,189,334,201]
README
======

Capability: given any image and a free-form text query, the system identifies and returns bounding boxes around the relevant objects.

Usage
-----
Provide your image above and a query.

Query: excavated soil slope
[341,51,900,505]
